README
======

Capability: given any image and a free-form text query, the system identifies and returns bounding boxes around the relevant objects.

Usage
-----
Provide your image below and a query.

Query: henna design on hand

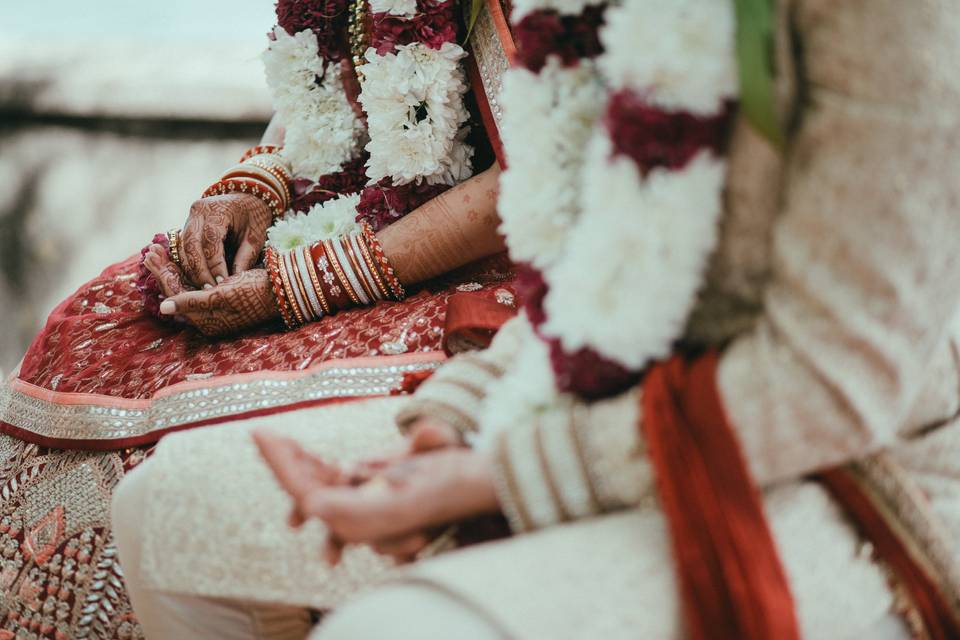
[179,194,273,288]
[170,269,279,337]
[143,244,191,298]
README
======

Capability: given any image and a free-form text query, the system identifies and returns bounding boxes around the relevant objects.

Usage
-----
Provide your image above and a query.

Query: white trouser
[112,460,313,640]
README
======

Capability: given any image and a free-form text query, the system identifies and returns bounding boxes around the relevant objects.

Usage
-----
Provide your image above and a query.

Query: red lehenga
[0,0,517,635]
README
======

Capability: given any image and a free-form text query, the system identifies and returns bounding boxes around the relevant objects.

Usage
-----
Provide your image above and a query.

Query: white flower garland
[262,27,365,178]
[472,316,561,447]
[261,4,475,246]
[266,194,362,251]
[359,42,474,186]
[598,0,737,115]
[542,135,726,369]
[478,0,737,441]
[369,0,418,17]
[497,60,605,268]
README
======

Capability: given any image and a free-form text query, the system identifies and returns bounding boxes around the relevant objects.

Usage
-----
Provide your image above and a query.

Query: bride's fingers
[144,245,187,299]
[160,288,207,315]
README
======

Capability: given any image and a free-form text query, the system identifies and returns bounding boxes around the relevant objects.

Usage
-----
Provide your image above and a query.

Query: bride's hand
[159,269,279,336]
[180,194,272,289]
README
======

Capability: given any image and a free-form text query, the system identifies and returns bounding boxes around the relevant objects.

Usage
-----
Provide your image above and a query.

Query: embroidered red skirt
[0,253,514,451]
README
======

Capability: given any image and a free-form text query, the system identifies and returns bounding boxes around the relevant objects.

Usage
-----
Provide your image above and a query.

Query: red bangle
[308,241,353,313]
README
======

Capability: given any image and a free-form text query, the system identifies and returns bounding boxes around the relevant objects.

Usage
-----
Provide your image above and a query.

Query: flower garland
[359,41,473,186]
[476,0,738,444]
[262,26,365,179]
[264,0,475,249]
[267,193,362,251]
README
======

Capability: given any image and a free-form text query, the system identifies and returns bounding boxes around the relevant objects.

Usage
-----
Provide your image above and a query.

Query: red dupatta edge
[640,352,800,640]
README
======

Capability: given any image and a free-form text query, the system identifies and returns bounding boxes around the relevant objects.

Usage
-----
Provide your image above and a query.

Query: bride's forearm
[260,114,285,146]
[377,165,506,285]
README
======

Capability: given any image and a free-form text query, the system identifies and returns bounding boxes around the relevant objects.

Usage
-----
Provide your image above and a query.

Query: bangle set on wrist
[266,223,406,329]
[202,146,293,219]
[194,146,406,332]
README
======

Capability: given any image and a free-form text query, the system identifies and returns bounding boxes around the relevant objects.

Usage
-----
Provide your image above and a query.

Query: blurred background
[0,0,277,371]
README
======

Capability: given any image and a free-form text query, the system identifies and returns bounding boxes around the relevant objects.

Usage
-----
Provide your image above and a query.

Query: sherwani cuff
[395,354,505,438]
[490,389,651,534]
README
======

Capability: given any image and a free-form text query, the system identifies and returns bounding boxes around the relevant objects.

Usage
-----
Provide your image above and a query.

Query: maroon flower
[515,263,639,399]
[548,340,641,400]
[370,0,458,54]
[275,0,351,61]
[514,263,549,328]
[355,178,449,230]
[137,234,172,321]
[514,5,606,73]
[290,157,369,212]
[606,90,734,175]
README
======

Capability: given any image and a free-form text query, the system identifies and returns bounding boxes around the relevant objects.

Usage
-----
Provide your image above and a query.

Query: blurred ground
[0,1,277,371]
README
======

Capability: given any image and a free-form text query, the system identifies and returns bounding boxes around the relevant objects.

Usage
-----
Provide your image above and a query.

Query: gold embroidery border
[0,360,442,443]
[852,453,960,620]
[472,4,511,133]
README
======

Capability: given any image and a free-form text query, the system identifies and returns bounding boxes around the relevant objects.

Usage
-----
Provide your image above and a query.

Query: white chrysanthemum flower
[472,316,561,449]
[266,193,362,251]
[510,0,603,22]
[498,60,605,268]
[359,42,473,186]
[369,0,418,17]
[599,0,737,114]
[262,27,365,178]
[541,132,726,369]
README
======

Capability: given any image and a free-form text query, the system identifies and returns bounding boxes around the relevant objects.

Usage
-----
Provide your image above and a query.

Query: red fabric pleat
[819,469,960,640]
[442,292,517,355]
[640,352,800,640]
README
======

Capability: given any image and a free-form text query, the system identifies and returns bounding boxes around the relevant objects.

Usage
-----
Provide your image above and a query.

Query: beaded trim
[0,358,442,444]
[471,3,511,132]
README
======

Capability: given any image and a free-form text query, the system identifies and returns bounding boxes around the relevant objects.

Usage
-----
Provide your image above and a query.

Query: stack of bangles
[265,223,405,329]
[202,144,292,219]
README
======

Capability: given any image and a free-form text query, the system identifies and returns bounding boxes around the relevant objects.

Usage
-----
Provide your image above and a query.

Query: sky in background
[0,0,276,42]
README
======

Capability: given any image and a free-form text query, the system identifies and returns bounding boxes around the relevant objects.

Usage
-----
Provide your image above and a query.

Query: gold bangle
[167,228,183,268]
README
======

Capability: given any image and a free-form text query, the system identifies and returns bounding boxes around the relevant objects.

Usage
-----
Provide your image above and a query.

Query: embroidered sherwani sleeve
[395,316,526,438]
[490,1,960,533]
[490,387,656,533]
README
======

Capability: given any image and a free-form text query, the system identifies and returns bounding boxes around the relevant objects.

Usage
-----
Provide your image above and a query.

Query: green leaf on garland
[462,0,484,44]
[734,0,783,148]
